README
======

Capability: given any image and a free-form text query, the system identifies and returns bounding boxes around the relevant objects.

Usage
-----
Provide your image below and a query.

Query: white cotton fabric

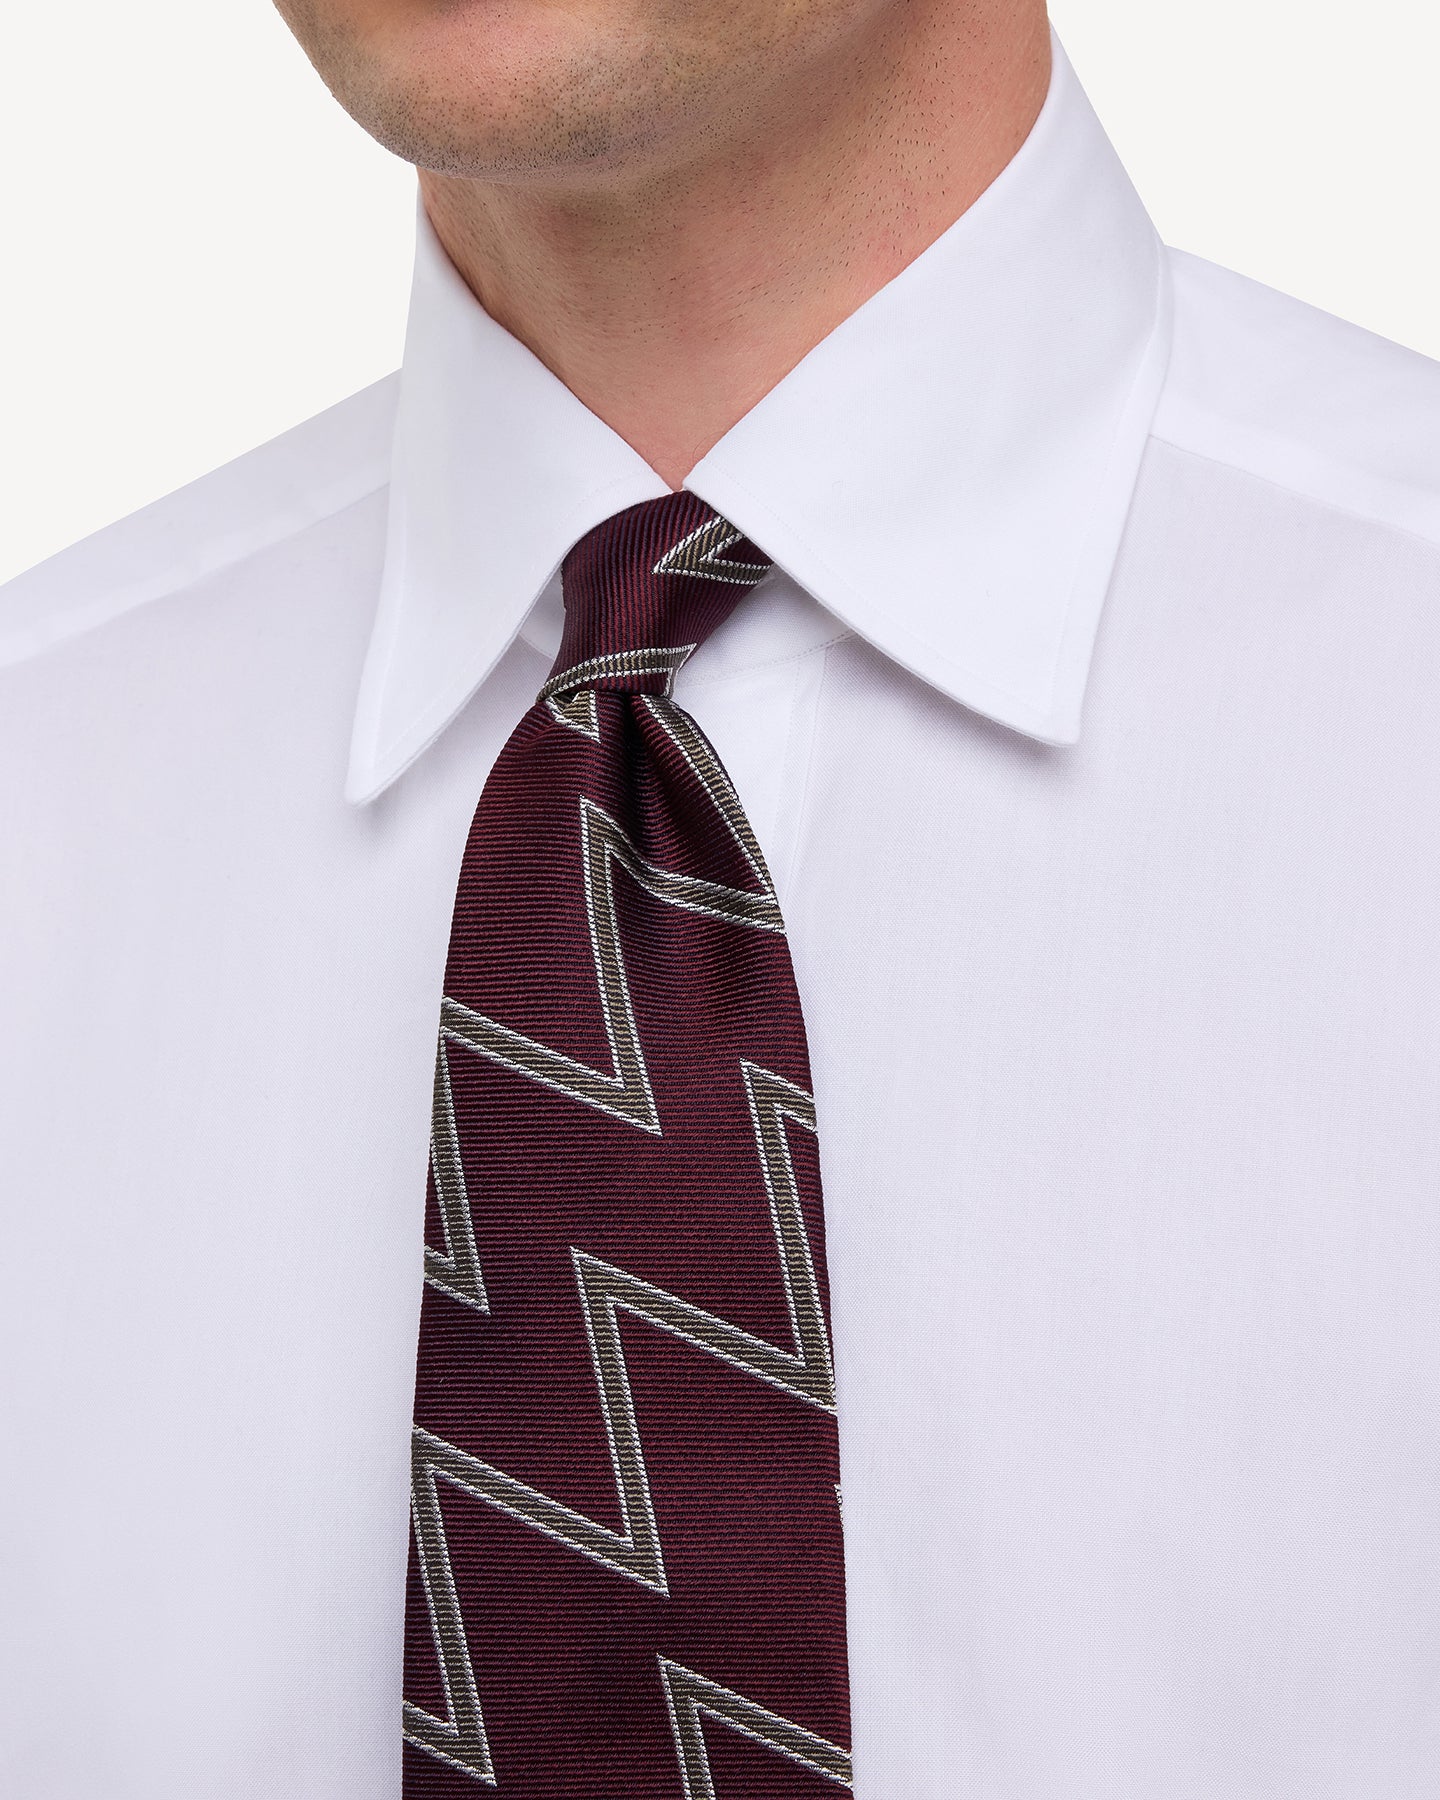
[4,32,1440,1800]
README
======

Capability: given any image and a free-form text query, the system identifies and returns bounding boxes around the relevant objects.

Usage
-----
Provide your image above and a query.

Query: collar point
[344,727,414,805]
[343,764,387,807]
[969,693,1084,750]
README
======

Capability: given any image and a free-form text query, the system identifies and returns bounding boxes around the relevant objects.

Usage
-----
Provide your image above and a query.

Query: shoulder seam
[0,375,397,670]
[1149,396,1440,554]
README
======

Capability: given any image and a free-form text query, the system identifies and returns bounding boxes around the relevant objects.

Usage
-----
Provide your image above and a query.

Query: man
[3,0,1438,1794]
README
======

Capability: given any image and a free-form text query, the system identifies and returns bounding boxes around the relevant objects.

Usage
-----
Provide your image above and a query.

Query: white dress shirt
[4,33,1440,1799]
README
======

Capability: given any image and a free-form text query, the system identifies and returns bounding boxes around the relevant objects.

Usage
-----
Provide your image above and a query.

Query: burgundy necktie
[402,492,852,1797]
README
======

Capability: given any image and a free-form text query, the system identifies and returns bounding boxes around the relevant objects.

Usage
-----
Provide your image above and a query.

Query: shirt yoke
[0,373,399,672]
[1153,247,1440,550]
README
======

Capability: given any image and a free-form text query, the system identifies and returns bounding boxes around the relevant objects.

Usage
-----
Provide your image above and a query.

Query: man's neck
[419,2,1051,490]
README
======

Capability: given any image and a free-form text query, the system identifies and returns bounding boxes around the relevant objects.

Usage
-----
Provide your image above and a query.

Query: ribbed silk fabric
[402,492,852,1797]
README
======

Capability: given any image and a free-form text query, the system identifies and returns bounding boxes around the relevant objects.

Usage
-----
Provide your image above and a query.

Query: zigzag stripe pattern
[411,1057,832,1601]
[407,719,840,1772]
[405,1455,496,1784]
[660,1658,854,1795]
[404,494,850,1796]
[652,514,773,585]
[437,704,784,1137]
[422,1043,488,1314]
[539,644,696,706]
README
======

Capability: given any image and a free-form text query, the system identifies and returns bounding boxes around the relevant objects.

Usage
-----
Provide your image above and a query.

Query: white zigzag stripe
[439,701,783,1137]
[651,515,772,586]
[422,1041,488,1313]
[411,1063,833,1576]
[660,1657,853,1796]
[404,1456,497,1784]
[407,691,843,1787]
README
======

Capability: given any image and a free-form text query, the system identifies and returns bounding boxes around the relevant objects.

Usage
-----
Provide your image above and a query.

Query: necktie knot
[542,493,772,703]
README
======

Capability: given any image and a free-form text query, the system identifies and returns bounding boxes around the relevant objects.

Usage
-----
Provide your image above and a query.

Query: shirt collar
[346,31,1170,804]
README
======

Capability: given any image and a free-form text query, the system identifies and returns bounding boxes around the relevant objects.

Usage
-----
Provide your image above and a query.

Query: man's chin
[278,0,697,182]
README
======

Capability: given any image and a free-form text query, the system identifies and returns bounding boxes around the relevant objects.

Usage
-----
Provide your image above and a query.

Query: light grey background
[2,0,1436,585]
